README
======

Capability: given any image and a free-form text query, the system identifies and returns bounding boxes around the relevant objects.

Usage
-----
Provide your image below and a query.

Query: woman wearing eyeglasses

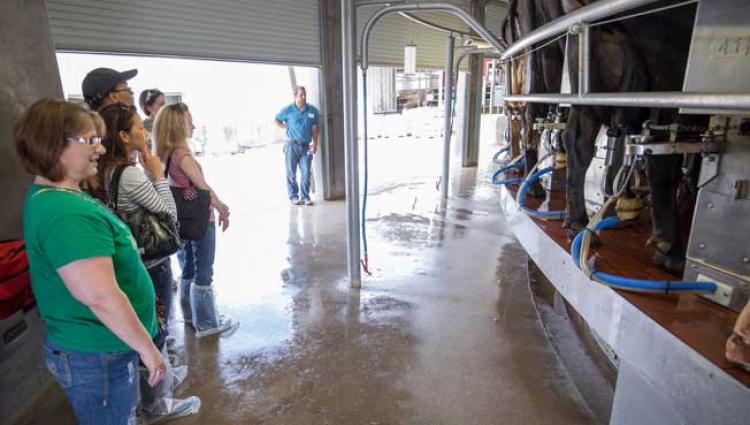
[15,99,165,425]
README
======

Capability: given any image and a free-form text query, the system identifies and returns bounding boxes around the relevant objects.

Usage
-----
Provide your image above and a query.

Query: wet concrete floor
[17,135,597,425]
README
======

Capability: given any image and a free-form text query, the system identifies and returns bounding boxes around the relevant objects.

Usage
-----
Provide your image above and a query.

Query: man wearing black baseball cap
[82,67,138,111]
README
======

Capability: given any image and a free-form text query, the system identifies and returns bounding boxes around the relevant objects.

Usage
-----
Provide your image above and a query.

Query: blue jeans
[148,260,174,327]
[178,221,215,287]
[43,337,139,425]
[284,141,312,201]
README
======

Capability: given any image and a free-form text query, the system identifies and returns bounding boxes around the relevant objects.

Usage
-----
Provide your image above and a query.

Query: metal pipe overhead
[398,12,485,42]
[355,0,405,6]
[454,47,501,77]
[501,0,662,60]
[501,92,750,110]
[361,2,504,70]
[441,35,455,204]
[341,0,362,289]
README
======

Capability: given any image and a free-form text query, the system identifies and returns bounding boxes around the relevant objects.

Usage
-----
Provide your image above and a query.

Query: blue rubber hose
[361,70,371,274]
[493,177,525,185]
[518,166,566,219]
[491,158,526,184]
[571,216,716,293]
[493,145,512,163]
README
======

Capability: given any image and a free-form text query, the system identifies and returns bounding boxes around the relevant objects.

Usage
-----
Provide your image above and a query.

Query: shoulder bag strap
[164,149,173,179]
[165,149,198,189]
[108,164,128,211]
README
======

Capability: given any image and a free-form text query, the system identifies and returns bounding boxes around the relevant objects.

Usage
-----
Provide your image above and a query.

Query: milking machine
[491,109,525,184]
[572,136,717,294]
[534,107,567,192]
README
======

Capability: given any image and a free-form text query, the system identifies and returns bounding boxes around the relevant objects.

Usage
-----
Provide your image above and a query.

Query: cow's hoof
[563,218,586,234]
[564,220,603,249]
[527,180,546,199]
[652,252,685,276]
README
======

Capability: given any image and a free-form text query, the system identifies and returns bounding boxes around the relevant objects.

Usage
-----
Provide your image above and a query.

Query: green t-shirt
[23,184,157,352]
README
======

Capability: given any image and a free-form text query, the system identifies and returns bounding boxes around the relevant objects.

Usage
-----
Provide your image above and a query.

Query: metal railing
[501,0,750,111]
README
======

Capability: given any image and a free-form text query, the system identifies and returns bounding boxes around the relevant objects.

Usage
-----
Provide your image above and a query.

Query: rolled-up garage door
[46,0,321,66]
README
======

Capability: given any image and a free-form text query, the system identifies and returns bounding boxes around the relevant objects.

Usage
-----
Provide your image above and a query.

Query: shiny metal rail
[502,92,750,110]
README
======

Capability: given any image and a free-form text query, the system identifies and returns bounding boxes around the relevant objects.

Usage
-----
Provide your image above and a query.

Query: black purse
[108,165,181,261]
[165,151,211,241]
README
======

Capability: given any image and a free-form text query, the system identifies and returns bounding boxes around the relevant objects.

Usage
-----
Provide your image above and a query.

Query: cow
[501,0,702,274]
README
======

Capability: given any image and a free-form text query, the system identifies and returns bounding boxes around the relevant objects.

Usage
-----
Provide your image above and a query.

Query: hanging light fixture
[404,44,417,75]
[404,19,417,75]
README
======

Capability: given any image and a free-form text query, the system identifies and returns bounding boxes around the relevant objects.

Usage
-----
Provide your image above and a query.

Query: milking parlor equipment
[501,0,750,309]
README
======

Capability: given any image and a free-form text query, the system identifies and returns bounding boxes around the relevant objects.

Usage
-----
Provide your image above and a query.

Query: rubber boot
[189,283,239,338]
[179,278,193,325]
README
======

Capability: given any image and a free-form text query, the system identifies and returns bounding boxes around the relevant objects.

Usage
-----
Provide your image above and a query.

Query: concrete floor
[17,130,597,425]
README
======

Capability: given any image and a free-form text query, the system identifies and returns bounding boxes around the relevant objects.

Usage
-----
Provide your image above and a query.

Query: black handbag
[108,165,181,261]
[165,151,211,241]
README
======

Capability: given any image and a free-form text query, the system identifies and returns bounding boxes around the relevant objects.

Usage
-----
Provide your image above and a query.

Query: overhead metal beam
[502,92,750,110]
[398,12,484,42]
[501,0,663,60]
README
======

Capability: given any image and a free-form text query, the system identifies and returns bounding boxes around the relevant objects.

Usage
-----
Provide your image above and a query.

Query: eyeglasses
[66,136,102,145]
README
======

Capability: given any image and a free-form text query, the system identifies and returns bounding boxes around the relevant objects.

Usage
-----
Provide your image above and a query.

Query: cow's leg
[563,107,599,238]
[647,154,685,275]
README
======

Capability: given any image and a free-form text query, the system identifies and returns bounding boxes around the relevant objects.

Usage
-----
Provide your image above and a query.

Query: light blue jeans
[178,221,216,287]
[284,141,312,201]
[43,337,139,425]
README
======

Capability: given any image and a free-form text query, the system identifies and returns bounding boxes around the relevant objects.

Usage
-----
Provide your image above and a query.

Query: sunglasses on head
[145,89,164,105]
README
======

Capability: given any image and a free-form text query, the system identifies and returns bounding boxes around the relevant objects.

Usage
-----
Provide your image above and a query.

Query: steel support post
[441,35,455,204]
[341,0,361,288]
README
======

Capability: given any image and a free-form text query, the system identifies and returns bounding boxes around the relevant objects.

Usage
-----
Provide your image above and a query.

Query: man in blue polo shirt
[275,86,320,206]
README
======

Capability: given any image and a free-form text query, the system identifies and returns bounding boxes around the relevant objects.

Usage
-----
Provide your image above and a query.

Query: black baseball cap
[82,68,138,106]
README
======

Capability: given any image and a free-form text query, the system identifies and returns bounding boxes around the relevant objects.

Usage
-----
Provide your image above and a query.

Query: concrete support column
[461,0,487,167]
[0,3,63,422]
[0,0,62,239]
[319,0,347,199]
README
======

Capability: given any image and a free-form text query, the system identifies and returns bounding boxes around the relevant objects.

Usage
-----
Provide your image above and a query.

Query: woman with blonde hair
[154,102,238,337]
[15,98,164,425]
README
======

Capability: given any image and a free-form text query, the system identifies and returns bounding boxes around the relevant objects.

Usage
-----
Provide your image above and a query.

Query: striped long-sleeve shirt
[105,165,177,222]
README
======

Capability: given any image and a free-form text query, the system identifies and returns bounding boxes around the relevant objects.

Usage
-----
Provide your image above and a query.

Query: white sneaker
[302,199,314,206]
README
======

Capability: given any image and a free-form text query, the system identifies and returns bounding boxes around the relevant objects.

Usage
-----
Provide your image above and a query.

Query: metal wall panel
[357,0,507,70]
[46,0,321,66]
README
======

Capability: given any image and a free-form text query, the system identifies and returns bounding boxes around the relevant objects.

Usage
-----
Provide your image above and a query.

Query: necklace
[33,185,108,211]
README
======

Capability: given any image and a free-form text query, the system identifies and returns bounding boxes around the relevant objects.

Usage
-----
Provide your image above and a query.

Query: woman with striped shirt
[97,104,203,423]
[98,103,177,328]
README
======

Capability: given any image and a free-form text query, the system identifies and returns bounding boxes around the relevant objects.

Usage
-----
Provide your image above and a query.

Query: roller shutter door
[46,0,321,66]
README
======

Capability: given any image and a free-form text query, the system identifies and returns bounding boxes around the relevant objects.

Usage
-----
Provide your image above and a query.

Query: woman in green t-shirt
[14,99,165,425]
